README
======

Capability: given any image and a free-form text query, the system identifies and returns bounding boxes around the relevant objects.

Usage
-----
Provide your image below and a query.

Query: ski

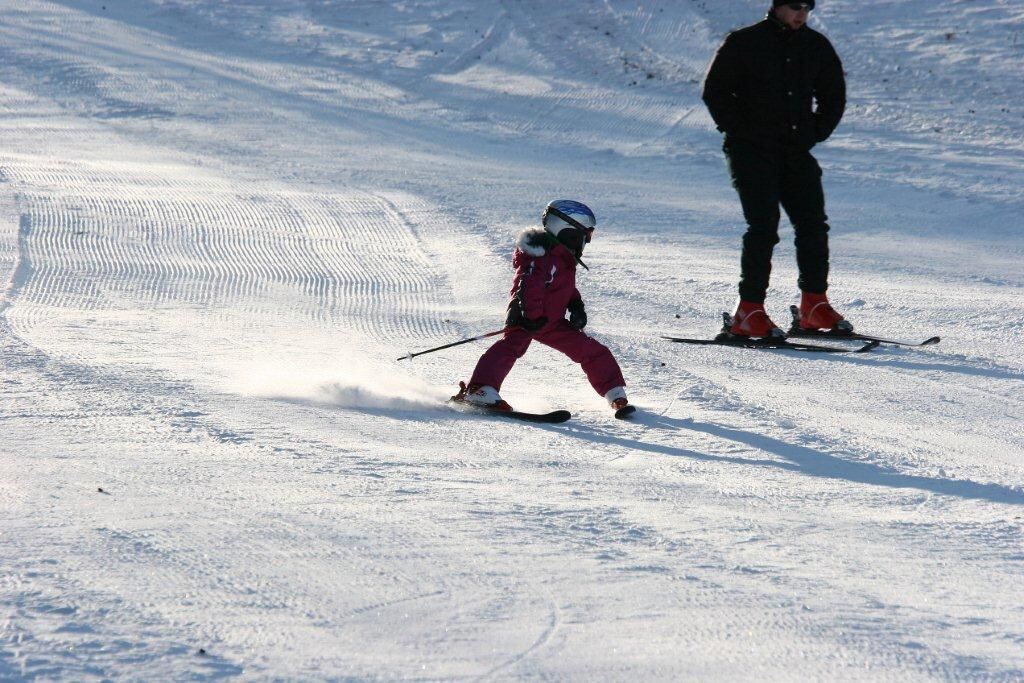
[664,334,878,353]
[664,312,879,353]
[615,404,637,420]
[787,305,940,347]
[450,401,571,424]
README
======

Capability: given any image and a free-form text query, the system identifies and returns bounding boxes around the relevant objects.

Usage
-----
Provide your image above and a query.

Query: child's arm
[518,260,547,320]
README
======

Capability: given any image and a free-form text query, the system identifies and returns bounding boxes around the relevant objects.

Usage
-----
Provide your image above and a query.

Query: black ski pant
[723,137,831,303]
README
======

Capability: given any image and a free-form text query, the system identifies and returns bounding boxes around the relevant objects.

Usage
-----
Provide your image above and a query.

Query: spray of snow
[310,376,445,412]
[229,353,446,412]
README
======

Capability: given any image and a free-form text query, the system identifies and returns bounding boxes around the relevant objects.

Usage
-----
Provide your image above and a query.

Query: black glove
[506,302,547,332]
[567,298,587,330]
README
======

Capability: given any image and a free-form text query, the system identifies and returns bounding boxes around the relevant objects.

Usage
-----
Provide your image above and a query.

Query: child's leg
[469,328,533,391]
[535,321,625,396]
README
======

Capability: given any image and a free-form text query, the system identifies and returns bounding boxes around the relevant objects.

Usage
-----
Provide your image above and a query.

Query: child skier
[452,200,631,416]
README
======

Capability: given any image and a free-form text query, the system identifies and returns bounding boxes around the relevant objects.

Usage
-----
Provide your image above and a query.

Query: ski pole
[397,327,515,361]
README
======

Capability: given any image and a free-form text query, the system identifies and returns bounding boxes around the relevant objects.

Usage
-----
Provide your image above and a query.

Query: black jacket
[702,14,845,150]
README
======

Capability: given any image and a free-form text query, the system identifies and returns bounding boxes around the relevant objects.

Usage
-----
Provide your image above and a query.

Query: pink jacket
[509,228,581,329]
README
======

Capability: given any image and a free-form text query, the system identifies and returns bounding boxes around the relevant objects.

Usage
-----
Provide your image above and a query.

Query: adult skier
[452,200,631,416]
[702,0,851,337]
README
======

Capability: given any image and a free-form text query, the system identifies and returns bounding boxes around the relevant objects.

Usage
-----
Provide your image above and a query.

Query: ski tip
[547,410,573,423]
[922,336,941,345]
[856,340,881,352]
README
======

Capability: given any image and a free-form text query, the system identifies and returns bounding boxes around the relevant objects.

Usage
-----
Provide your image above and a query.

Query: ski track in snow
[1,0,1023,679]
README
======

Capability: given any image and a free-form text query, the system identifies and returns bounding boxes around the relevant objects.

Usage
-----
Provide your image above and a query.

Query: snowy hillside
[1,0,1022,679]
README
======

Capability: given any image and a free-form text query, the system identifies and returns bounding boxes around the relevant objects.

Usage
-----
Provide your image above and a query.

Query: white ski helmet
[542,199,596,243]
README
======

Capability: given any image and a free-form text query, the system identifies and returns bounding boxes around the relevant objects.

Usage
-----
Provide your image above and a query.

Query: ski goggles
[545,205,595,243]
[785,2,813,11]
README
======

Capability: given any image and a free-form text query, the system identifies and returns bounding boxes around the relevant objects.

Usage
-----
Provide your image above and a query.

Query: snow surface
[1,0,1022,679]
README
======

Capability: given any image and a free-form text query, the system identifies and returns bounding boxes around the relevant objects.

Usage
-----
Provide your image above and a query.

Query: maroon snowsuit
[469,229,626,397]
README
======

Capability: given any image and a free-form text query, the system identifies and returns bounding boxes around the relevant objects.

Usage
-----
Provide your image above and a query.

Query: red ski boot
[798,292,853,332]
[729,300,784,338]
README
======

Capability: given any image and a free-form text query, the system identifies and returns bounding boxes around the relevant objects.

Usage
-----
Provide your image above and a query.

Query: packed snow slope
[1,0,1022,679]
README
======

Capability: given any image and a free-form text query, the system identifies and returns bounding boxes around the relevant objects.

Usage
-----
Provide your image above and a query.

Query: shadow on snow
[568,413,1024,507]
